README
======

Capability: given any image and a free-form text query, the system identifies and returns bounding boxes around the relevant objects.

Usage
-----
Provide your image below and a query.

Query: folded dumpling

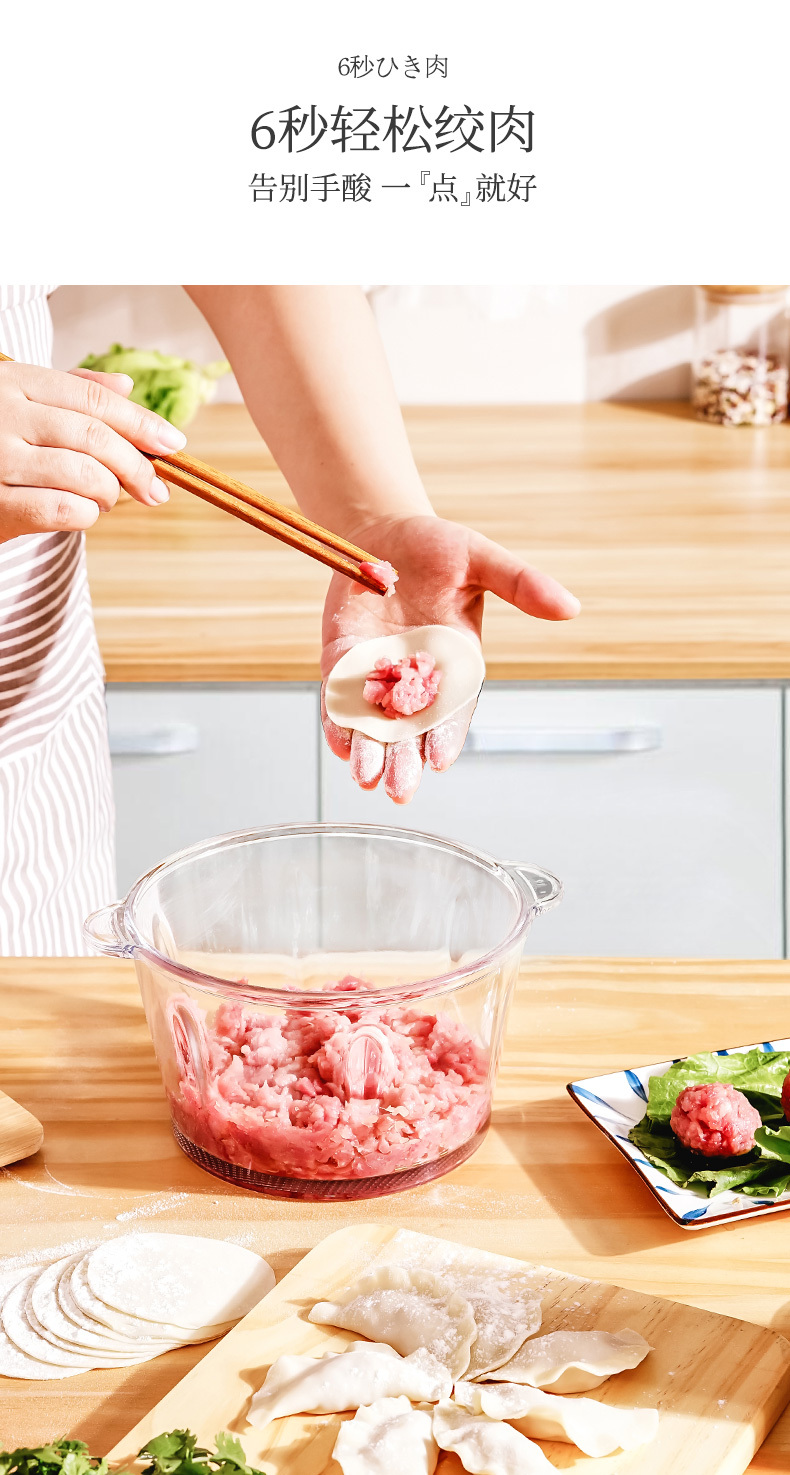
[432,1400,554,1474]
[453,1380,659,1458]
[489,1326,651,1393]
[333,1396,438,1475]
[309,1266,476,1379]
[247,1341,450,1428]
[450,1277,542,1380]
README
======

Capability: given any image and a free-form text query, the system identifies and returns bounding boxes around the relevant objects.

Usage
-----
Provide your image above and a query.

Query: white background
[4,0,790,282]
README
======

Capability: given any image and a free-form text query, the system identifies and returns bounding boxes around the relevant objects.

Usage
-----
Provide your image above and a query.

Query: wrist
[332,499,437,551]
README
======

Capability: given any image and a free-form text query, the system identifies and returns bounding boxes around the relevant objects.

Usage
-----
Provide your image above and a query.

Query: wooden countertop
[85,402,790,684]
[2,958,790,1469]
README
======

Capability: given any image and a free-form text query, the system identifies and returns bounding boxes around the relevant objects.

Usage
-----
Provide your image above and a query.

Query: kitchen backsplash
[50,284,694,404]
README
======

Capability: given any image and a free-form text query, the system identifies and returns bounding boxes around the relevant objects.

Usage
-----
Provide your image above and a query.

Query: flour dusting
[115,1192,191,1222]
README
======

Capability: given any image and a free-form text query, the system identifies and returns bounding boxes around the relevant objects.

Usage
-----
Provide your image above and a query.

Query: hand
[0,361,187,540]
[321,514,580,803]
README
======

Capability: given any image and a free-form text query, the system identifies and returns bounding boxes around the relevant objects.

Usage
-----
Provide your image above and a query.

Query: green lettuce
[645,1049,790,1123]
[628,1048,790,1199]
[79,345,230,428]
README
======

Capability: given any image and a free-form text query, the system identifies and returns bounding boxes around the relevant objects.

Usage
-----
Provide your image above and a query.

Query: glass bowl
[85,823,561,1200]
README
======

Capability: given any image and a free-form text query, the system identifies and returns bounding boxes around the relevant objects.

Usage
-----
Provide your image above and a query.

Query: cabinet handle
[108,721,200,757]
[463,725,662,755]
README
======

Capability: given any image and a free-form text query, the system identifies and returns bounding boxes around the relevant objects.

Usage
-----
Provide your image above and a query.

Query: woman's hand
[321,513,580,803]
[0,361,187,540]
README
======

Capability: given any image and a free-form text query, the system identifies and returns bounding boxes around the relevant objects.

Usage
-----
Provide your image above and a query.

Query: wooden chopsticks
[151,450,395,594]
[0,351,396,595]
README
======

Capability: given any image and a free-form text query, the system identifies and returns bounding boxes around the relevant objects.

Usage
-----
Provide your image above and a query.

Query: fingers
[470,531,580,620]
[12,447,122,513]
[320,686,352,760]
[350,731,386,789]
[0,486,100,537]
[69,368,135,398]
[425,700,476,773]
[26,404,171,507]
[20,362,186,454]
[383,738,425,804]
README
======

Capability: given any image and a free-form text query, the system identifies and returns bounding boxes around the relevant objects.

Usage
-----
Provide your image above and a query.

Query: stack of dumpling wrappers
[0,1233,274,1379]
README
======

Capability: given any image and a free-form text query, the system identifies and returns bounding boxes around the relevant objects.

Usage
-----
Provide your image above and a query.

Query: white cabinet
[107,685,319,893]
[321,687,784,958]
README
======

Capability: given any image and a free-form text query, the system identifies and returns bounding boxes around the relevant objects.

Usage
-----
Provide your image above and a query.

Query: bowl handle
[507,863,564,913]
[83,902,134,957]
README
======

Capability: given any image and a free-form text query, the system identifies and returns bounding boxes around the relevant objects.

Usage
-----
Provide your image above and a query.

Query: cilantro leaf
[0,1442,111,1475]
[0,1432,271,1475]
[137,1432,271,1475]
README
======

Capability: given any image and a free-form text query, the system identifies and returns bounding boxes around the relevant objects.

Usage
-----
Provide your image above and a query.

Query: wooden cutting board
[108,1223,790,1475]
[0,1087,42,1166]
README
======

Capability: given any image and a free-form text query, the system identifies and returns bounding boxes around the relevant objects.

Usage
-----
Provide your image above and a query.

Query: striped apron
[0,286,116,954]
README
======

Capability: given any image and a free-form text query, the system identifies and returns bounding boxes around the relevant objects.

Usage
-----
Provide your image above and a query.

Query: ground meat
[670,1082,761,1157]
[359,560,399,596]
[363,652,441,718]
[168,978,489,1180]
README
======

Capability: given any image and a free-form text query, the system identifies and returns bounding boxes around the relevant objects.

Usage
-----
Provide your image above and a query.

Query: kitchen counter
[2,957,790,1468]
[86,402,790,683]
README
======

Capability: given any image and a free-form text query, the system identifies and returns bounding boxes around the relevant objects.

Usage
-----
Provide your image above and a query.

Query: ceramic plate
[567,1037,790,1229]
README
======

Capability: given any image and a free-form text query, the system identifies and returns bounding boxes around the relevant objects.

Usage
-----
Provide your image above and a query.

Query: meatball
[670,1081,761,1157]
[782,1069,790,1124]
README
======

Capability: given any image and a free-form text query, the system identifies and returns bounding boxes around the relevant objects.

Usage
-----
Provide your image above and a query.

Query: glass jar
[84,823,562,1201]
[693,285,789,425]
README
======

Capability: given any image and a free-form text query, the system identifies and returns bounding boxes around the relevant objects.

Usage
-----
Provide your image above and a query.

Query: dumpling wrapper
[454,1381,659,1458]
[67,1256,234,1344]
[324,626,485,743]
[2,1276,135,1369]
[309,1264,477,1379]
[247,1341,451,1428]
[85,1233,274,1330]
[0,1263,83,1381]
[333,1396,438,1475]
[3,1272,181,1373]
[433,1400,554,1474]
[30,1254,175,1354]
[490,1327,652,1394]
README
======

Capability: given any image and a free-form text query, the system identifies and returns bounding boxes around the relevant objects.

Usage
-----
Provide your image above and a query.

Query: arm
[184,286,431,541]
[185,285,580,801]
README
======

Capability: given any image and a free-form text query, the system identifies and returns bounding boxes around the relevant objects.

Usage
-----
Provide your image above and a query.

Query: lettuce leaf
[629,1117,767,1195]
[645,1049,790,1122]
[754,1125,790,1162]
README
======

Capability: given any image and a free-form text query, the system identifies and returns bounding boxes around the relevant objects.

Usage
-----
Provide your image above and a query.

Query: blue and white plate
[567,1037,790,1230]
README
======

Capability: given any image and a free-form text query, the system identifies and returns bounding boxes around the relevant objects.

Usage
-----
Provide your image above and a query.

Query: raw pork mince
[359,560,398,595]
[363,652,441,718]
[169,979,489,1179]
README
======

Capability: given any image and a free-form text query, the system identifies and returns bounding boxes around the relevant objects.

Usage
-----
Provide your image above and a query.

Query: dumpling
[489,1326,652,1393]
[432,1400,554,1474]
[308,1266,476,1379]
[247,1341,450,1428]
[453,1380,659,1458]
[333,1396,438,1475]
[451,1277,542,1380]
